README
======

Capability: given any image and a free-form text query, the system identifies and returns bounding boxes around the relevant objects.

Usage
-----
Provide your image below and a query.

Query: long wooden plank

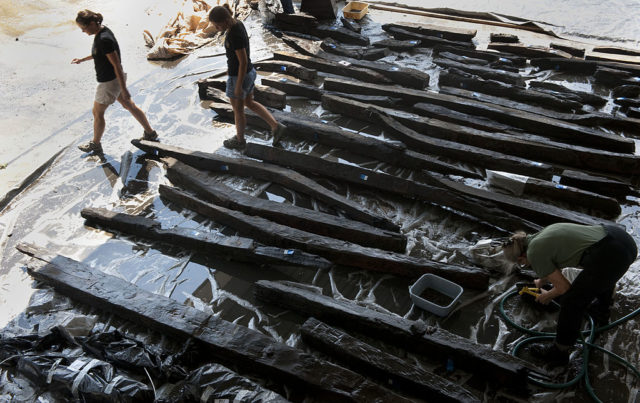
[131,139,399,232]
[255,280,543,390]
[273,13,370,46]
[245,142,544,232]
[300,318,480,403]
[197,78,286,109]
[208,102,483,179]
[433,45,527,67]
[486,170,621,219]
[158,185,490,289]
[487,43,573,59]
[246,141,610,228]
[253,60,318,81]
[439,69,583,113]
[271,51,393,85]
[164,158,407,252]
[322,77,635,154]
[384,25,475,49]
[560,169,638,199]
[321,38,390,61]
[18,244,410,402]
[316,51,430,89]
[439,86,640,134]
[321,93,640,176]
[434,58,526,86]
[381,21,476,42]
[80,207,332,269]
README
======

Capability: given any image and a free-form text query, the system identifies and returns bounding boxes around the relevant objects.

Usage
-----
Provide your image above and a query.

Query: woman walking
[72,10,158,154]
[502,222,637,365]
[209,4,286,150]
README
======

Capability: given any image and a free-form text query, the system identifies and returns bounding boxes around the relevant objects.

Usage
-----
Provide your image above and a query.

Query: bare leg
[117,96,154,134]
[230,97,246,141]
[245,92,278,130]
[92,102,109,144]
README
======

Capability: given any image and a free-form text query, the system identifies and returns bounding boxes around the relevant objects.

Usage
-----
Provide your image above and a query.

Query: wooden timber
[384,25,475,49]
[628,107,640,119]
[490,33,519,43]
[439,70,584,113]
[271,51,393,85]
[531,58,598,75]
[528,81,607,108]
[486,170,621,218]
[560,169,638,199]
[434,58,526,86]
[587,52,640,65]
[255,280,542,390]
[594,66,636,87]
[164,158,407,252]
[433,45,527,67]
[197,78,286,109]
[247,141,610,228]
[273,13,370,46]
[300,318,480,403]
[340,17,361,34]
[321,38,390,61]
[322,77,636,154]
[487,43,573,59]
[131,139,399,232]
[253,60,318,81]
[550,43,585,58]
[438,51,520,72]
[158,185,491,289]
[208,102,482,179]
[382,21,476,42]
[18,243,409,402]
[280,32,321,57]
[281,50,430,89]
[364,109,554,179]
[440,86,640,134]
[612,85,640,98]
[322,93,640,177]
[593,46,640,57]
[245,142,542,232]
[371,39,422,52]
[80,207,332,269]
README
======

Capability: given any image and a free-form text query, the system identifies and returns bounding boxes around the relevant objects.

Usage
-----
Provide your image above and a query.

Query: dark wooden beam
[301,318,480,402]
[18,243,410,402]
[131,139,399,232]
[384,25,475,49]
[158,185,491,289]
[253,60,318,81]
[255,280,542,390]
[164,158,407,252]
[382,21,476,42]
[80,207,332,269]
[434,58,525,86]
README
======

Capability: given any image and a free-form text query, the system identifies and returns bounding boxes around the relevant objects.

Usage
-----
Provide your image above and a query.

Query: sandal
[78,141,103,154]
[142,130,159,141]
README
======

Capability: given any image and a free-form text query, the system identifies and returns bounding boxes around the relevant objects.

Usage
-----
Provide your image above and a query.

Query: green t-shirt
[525,223,606,278]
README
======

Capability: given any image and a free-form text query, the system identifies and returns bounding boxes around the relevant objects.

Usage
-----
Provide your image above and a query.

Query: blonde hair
[502,231,527,263]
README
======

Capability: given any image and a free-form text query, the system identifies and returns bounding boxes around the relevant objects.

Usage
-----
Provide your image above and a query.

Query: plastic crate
[409,274,463,316]
[342,1,369,20]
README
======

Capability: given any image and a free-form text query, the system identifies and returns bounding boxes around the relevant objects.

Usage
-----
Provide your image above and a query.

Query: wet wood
[321,38,390,61]
[321,77,636,154]
[440,86,640,134]
[628,107,640,119]
[280,32,321,57]
[490,33,518,43]
[253,60,318,81]
[587,52,640,65]
[594,66,636,87]
[612,85,640,98]
[261,75,402,107]
[593,46,640,57]
[197,78,286,109]
[382,21,476,42]
[158,185,491,289]
[340,17,361,34]
[370,109,555,179]
[486,170,621,219]
[433,45,527,67]
[322,93,640,177]
[272,51,393,85]
[531,57,598,74]
[274,13,370,46]
[300,318,480,403]
[439,70,583,113]
[164,158,407,252]
[560,169,638,199]
[80,207,332,269]
[384,25,475,49]
[528,81,607,108]
[434,58,526,86]
[254,279,542,391]
[487,43,573,59]
[245,142,543,232]
[208,102,482,179]
[550,43,585,58]
[131,139,399,232]
[372,39,422,52]
[19,243,410,402]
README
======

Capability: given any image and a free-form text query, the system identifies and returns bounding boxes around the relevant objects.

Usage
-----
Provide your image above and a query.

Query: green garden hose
[499,290,640,402]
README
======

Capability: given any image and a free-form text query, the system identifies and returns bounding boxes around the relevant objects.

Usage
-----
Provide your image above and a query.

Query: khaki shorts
[95,73,127,105]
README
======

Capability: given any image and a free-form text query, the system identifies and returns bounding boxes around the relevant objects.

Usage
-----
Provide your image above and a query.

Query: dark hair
[76,10,103,26]
[209,4,234,24]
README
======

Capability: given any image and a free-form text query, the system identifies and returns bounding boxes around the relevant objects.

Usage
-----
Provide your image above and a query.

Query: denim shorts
[226,68,256,99]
